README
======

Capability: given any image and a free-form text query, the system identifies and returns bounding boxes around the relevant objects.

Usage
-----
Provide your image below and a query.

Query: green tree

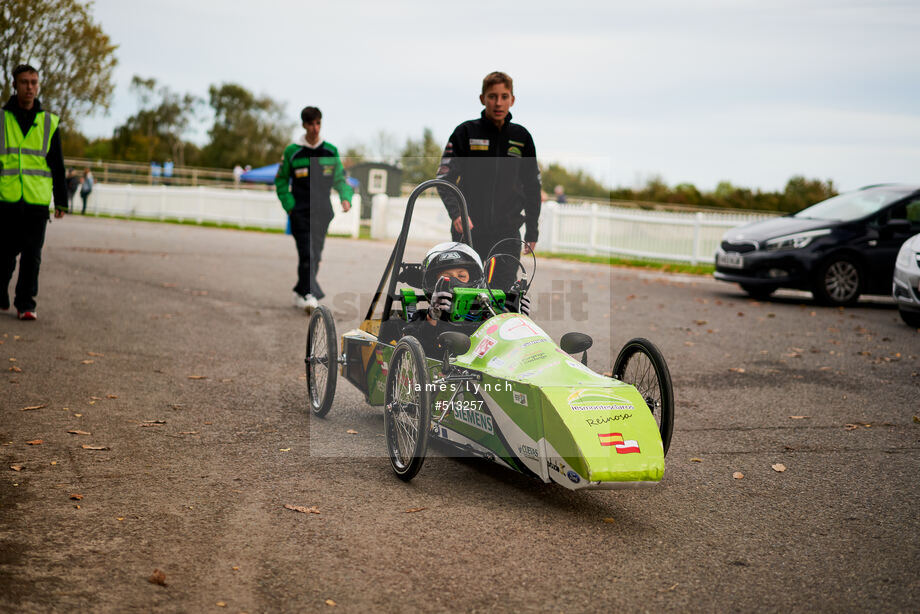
[782,175,837,213]
[0,0,117,125]
[111,76,200,165]
[400,128,442,184]
[200,83,292,169]
[539,162,609,199]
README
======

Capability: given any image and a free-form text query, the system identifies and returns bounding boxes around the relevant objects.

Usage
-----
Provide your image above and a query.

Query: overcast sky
[80,0,919,192]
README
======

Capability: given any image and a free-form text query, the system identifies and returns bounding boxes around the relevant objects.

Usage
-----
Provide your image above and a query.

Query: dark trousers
[81,191,90,214]
[452,226,522,291]
[290,207,332,299]
[0,203,50,312]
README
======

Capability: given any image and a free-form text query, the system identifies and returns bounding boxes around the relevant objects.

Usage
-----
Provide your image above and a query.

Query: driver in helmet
[403,242,529,355]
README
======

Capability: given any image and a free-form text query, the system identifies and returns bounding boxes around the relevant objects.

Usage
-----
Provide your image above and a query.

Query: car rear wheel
[612,338,674,456]
[813,257,861,306]
[900,308,920,329]
[305,305,337,417]
[740,284,777,300]
[384,336,431,481]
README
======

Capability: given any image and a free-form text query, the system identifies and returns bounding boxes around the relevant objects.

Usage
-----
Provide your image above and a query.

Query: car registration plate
[717,251,744,269]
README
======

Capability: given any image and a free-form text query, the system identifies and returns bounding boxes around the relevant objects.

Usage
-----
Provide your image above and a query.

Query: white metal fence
[88,184,362,236]
[85,185,777,264]
[368,195,777,264]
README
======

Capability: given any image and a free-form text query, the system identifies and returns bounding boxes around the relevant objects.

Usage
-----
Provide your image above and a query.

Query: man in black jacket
[0,64,67,321]
[436,71,541,291]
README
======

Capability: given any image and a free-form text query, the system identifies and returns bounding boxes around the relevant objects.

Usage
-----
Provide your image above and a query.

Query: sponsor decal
[566,470,581,484]
[469,138,490,151]
[323,167,334,176]
[598,432,641,454]
[499,317,548,341]
[585,413,632,427]
[507,146,522,157]
[437,165,449,175]
[294,168,309,178]
[521,338,548,348]
[547,459,561,473]
[374,348,388,374]
[517,444,539,460]
[441,251,461,260]
[474,337,497,357]
[513,390,528,406]
[508,139,525,147]
[487,356,506,368]
[451,406,494,435]
[519,352,548,366]
[486,324,499,334]
[567,388,633,412]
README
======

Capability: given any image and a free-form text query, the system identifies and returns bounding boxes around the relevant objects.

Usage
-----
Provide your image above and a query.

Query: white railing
[369,196,777,264]
[87,184,362,237]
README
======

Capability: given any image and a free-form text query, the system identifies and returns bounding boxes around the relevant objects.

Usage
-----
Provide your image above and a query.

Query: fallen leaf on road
[694,320,707,326]
[602,517,616,524]
[73,413,82,418]
[21,404,46,411]
[689,458,703,463]
[404,507,426,513]
[87,352,105,357]
[216,602,226,608]
[844,424,860,431]
[67,430,91,435]
[106,394,118,399]
[728,367,745,373]
[26,439,43,445]
[789,416,809,420]
[187,375,206,380]
[8,358,16,362]
[732,472,744,479]
[346,429,358,435]
[325,599,337,607]
[81,444,109,450]
[231,566,240,571]
[913,416,919,424]
[10,465,23,471]
[284,504,320,514]
[81,360,94,365]
[9,366,22,373]
[149,570,167,586]
[70,493,83,500]
[771,463,787,472]
[50,461,57,466]
[117,517,124,521]
[279,448,291,452]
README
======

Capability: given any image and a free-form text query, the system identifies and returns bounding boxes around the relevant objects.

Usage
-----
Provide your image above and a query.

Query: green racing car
[304,180,674,489]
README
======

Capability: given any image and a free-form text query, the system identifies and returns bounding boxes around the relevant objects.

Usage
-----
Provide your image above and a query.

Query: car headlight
[764,229,831,251]
[896,240,917,268]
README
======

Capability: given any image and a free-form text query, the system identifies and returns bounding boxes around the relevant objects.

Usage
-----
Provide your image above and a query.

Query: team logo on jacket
[598,432,641,454]
[294,168,309,178]
[469,138,489,151]
[507,146,522,157]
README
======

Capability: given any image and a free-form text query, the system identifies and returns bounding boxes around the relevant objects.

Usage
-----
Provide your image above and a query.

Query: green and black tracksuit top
[436,111,541,243]
[274,136,353,219]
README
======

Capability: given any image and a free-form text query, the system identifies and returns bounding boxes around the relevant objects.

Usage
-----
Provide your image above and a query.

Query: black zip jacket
[2,96,67,210]
[436,111,541,242]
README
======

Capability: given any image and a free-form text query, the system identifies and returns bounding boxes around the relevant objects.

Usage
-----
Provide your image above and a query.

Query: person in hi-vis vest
[0,64,67,321]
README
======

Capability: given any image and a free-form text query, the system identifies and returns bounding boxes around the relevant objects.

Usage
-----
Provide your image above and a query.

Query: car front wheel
[813,257,861,306]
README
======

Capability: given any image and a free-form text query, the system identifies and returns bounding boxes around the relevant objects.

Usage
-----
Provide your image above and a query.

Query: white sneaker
[304,294,319,313]
[293,292,309,310]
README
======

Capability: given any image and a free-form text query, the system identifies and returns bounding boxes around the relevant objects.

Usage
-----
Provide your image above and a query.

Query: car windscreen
[794,187,913,222]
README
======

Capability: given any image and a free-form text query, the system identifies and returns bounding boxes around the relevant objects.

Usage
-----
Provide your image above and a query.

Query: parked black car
[714,184,920,305]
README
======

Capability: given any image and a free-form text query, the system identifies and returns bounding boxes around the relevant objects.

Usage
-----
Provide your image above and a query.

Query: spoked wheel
[305,305,337,417]
[612,338,674,456]
[384,336,431,481]
[814,256,861,306]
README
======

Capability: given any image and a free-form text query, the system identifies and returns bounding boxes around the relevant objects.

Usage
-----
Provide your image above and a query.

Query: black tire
[740,283,777,300]
[384,336,432,481]
[813,256,861,306]
[305,305,337,417]
[900,308,920,329]
[612,338,674,456]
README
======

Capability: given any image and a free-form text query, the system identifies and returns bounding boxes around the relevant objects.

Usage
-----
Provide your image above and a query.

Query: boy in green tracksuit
[275,106,353,312]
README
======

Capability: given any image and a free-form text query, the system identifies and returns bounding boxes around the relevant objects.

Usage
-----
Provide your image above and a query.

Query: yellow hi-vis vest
[0,109,60,206]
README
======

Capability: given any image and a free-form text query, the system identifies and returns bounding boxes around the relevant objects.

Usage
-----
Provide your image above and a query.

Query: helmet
[421,242,483,293]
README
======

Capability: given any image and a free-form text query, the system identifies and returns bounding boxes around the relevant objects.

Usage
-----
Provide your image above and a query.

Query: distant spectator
[163,160,174,180]
[66,168,81,211]
[554,184,567,204]
[233,164,243,186]
[151,162,162,182]
[80,168,93,214]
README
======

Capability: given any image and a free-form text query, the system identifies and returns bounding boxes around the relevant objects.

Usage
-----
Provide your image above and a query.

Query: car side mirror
[437,331,471,356]
[437,331,471,373]
[560,332,593,355]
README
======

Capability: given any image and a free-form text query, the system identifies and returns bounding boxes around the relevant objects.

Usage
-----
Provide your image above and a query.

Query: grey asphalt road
[2,216,918,613]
